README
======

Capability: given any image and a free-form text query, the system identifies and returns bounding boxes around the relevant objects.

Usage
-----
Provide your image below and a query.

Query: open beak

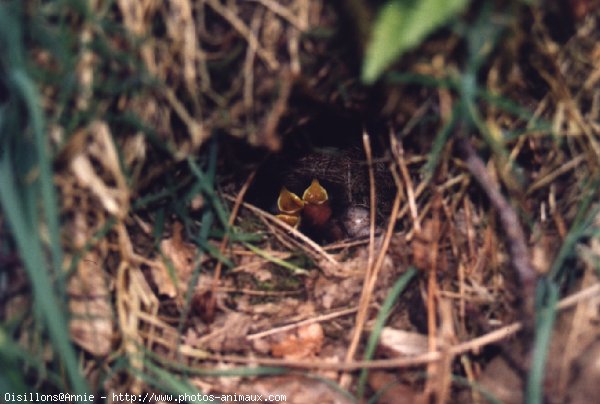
[302,179,328,205]
[277,187,304,215]
[275,213,301,228]
[276,187,303,228]
[301,179,332,227]
[276,179,332,230]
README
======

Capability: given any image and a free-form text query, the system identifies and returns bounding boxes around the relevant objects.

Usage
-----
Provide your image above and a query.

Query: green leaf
[362,0,469,84]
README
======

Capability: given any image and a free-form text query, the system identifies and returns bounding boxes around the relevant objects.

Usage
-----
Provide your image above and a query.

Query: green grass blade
[549,178,600,282]
[244,242,309,275]
[188,158,230,229]
[526,280,559,404]
[0,3,87,395]
[358,267,417,398]
[0,159,88,395]
[13,68,65,294]
[177,210,213,338]
[423,105,458,178]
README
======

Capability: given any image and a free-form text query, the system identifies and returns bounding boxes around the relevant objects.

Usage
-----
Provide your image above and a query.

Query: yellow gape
[277,187,304,215]
[276,179,332,231]
[301,179,331,228]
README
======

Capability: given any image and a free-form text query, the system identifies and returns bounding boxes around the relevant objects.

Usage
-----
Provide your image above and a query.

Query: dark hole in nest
[224,108,397,243]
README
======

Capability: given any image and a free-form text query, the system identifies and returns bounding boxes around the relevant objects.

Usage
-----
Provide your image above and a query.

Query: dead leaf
[378,327,430,357]
[271,323,324,359]
[150,222,198,298]
[68,252,114,356]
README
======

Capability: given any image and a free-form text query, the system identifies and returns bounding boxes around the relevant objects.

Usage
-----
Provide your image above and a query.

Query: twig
[217,286,303,296]
[246,306,359,340]
[391,135,421,233]
[342,132,406,391]
[247,0,306,30]
[261,72,293,150]
[458,138,537,322]
[323,237,370,250]
[425,193,442,400]
[242,8,261,113]
[204,0,279,71]
[365,132,377,272]
[163,88,208,152]
[340,131,377,388]
[526,154,585,195]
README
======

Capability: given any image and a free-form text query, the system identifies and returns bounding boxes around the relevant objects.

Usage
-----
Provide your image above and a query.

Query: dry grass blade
[204,0,279,71]
[248,0,306,30]
[458,137,538,323]
[391,134,421,233]
[342,131,406,389]
[526,154,585,195]
[340,132,377,388]
[247,306,359,340]
[424,193,443,402]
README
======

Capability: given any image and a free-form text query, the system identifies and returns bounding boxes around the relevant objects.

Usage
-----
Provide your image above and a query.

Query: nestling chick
[341,206,371,238]
[276,179,374,242]
[276,187,304,228]
[301,179,332,229]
